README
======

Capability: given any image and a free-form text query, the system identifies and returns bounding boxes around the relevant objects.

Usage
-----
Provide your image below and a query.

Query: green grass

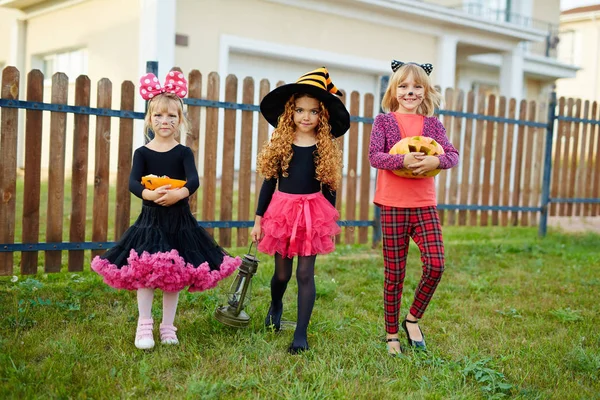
[1,227,599,399]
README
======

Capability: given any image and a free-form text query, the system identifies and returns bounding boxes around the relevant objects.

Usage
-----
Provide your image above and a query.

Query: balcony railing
[447,2,572,62]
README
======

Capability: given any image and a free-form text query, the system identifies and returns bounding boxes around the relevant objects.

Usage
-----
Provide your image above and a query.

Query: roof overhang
[0,0,82,16]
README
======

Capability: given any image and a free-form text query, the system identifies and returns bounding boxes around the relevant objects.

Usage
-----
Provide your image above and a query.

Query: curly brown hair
[256,93,343,191]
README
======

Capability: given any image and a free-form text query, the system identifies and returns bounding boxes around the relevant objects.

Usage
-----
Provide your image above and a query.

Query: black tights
[270,253,317,348]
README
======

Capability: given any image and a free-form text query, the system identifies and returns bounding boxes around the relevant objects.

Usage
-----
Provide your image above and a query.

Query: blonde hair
[381,63,442,116]
[143,93,191,140]
[257,93,342,191]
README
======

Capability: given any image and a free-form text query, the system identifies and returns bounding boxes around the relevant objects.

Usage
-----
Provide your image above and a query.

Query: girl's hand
[408,155,440,175]
[250,217,263,243]
[155,187,189,207]
[142,184,171,201]
[403,152,424,168]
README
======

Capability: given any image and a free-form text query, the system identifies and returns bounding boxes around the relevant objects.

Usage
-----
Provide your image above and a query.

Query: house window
[39,48,88,81]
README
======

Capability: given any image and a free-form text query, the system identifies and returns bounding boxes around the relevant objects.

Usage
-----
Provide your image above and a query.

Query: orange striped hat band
[296,67,342,97]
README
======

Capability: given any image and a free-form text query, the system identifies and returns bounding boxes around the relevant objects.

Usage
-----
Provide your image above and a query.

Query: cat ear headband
[391,60,433,76]
[139,71,188,100]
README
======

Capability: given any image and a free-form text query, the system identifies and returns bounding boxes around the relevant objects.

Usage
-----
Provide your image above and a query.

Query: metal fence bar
[439,109,547,127]
[0,98,375,124]
[557,115,600,125]
[539,91,557,237]
[550,198,600,203]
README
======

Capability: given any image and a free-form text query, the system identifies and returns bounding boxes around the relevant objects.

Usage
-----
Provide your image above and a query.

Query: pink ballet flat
[160,324,179,345]
[135,318,155,349]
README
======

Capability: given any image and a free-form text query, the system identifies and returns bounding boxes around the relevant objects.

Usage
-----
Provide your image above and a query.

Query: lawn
[1,226,599,399]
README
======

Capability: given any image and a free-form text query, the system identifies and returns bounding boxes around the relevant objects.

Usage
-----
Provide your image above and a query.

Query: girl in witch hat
[250,67,350,354]
[92,70,241,350]
[370,61,459,355]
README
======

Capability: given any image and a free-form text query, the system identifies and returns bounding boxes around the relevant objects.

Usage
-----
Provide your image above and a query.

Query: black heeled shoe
[386,337,402,356]
[264,304,283,331]
[287,342,309,355]
[401,319,427,351]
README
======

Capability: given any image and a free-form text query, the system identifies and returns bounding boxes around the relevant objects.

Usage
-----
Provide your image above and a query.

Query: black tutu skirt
[91,202,241,292]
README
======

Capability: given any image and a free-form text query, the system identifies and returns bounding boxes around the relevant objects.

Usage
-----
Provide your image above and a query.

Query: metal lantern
[214,243,260,328]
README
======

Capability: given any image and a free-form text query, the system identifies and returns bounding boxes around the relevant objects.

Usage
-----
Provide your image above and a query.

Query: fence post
[372,74,389,247]
[144,60,158,143]
[538,89,557,237]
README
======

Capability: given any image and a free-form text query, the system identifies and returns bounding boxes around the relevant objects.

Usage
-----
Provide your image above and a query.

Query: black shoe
[287,342,309,355]
[386,337,402,356]
[264,303,282,331]
[401,319,427,351]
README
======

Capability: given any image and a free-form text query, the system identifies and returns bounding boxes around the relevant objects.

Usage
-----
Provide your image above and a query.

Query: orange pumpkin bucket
[389,136,444,178]
[141,175,186,190]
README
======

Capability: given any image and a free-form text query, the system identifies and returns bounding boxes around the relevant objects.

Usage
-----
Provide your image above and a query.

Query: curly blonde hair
[257,93,342,191]
[381,63,442,116]
[143,93,191,140]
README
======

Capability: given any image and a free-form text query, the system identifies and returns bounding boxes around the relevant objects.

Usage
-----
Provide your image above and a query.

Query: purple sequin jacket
[368,113,459,171]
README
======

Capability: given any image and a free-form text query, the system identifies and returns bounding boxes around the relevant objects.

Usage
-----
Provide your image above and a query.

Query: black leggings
[270,253,317,347]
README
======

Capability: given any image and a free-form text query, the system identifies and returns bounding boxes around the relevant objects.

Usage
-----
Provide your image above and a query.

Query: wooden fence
[1,66,600,276]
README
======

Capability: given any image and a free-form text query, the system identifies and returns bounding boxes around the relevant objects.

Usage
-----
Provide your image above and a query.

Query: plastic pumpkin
[389,136,445,178]
[141,175,186,190]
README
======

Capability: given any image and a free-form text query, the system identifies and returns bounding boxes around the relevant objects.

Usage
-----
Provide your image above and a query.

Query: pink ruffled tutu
[91,203,241,292]
[258,191,340,258]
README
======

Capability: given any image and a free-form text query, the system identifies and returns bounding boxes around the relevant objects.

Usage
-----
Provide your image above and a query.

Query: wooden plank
[437,88,454,225]
[91,78,112,260]
[491,96,506,225]
[202,72,219,236]
[458,91,474,226]
[335,90,346,245]
[169,67,183,143]
[521,101,537,226]
[186,70,202,217]
[114,81,134,241]
[0,66,20,275]
[219,75,237,246]
[359,93,374,244]
[500,98,516,226]
[480,94,495,227]
[530,101,546,225]
[254,80,270,212]
[44,73,69,272]
[592,102,600,216]
[447,89,464,226]
[469,93,485,226]
[559,98,575,216]
[550,97,566,216]
[586,102,598,216]
[237,77,254,247]
[67,75,91,272]
[511,100,527,226]
[21,69,44,274]
[566,99,581,216]
[345,91,359,244]
[575,100,589,217]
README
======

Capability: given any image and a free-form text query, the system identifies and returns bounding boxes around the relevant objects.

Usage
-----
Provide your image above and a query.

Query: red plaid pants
[380,205,445,334]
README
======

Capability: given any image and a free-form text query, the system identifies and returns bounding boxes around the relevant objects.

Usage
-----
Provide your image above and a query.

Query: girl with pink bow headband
[91,69,241,350]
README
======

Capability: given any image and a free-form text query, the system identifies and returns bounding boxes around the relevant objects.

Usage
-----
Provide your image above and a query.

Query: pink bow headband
[139,71,188,100]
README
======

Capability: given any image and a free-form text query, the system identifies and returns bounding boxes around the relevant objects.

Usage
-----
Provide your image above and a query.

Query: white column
[138,0,176,78]
[436,35,458,92]
[499,46,524,100]
[136,0,177,147]
[9,18,27,169]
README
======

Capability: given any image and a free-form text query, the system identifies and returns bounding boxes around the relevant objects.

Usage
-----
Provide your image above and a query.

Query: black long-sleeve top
[129,144,199,207]
[255,144,336,216]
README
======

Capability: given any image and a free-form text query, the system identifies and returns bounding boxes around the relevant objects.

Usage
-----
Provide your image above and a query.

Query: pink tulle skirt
[91,250,240,293]
[258,191,340,258]
[91,203,241,292]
